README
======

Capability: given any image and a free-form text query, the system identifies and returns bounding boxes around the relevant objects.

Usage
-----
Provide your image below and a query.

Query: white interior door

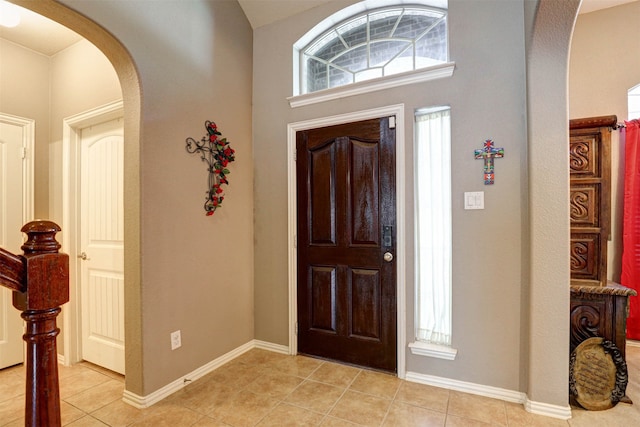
[0,115,33,369]
[79,117,125,374]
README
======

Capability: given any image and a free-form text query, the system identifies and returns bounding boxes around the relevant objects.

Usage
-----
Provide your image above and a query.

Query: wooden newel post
[12,221,69,427]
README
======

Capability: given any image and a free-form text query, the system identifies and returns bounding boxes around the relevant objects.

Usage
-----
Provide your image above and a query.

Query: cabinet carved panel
[570,303,604,346]
[570,185,599,226]
[569,136,600,177]
[570,235,601,280]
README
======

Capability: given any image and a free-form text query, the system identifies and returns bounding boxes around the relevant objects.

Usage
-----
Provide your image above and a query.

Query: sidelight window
[412,107,454,357]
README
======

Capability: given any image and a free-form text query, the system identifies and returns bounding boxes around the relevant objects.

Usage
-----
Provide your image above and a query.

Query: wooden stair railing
[0,221,69,427]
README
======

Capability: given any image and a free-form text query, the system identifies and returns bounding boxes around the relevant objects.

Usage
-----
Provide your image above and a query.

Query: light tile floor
[1,344,639,426]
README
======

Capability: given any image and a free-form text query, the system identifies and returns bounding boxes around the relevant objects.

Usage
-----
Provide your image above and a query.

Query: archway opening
[10,0,143,395]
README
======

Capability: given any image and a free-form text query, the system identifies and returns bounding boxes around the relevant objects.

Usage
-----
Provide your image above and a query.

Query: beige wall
[49,39,122,227]
[253,0,528,391]
[0,39,50,218]
[0,37,121,230]
[569,1,640,282]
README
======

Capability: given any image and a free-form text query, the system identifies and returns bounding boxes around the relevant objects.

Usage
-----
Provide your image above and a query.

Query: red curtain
[623,120,640,340]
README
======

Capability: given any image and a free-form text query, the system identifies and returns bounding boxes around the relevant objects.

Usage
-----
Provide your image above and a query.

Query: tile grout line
[318,367,364,425]
[442,389,451,427]
[378,377,403,426]
[247,358,330,427]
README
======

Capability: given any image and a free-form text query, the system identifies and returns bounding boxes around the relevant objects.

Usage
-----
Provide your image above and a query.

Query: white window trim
[288,62,455,108]
[409,341,457,360]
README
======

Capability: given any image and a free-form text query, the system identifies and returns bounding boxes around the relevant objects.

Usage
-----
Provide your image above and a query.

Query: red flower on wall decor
[185,120,236,216]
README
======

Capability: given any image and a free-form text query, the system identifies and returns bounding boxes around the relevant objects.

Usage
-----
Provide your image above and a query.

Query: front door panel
[297,117,396,372]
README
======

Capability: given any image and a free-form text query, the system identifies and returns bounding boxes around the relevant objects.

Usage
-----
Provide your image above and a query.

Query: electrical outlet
[170,330,181,350]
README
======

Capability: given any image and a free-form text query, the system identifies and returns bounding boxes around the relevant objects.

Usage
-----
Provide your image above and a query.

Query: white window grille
[414,107,452,347]
[301,6,448,94]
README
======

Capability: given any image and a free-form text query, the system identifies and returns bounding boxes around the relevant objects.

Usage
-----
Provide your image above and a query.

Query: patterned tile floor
[1,345,639,426]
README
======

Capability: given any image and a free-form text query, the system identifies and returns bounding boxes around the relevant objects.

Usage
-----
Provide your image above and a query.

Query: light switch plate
[464,192,484,210]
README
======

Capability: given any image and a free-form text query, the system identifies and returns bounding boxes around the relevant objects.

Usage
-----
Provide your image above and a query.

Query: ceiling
[237,0,330,29]
[0,3,82,56]
[0,0,636,57]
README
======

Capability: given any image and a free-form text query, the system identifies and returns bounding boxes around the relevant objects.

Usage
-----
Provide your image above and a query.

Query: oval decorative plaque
[569,337,628,411]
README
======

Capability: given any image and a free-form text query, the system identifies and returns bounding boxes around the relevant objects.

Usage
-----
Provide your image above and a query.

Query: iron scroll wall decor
[186,121,236,216]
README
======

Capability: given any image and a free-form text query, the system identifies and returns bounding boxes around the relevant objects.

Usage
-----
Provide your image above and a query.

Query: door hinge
[389,116,396,129]
[293,151,297,161]
[294,234,297,248]
[22,147,27,159]
[295,322,298,335]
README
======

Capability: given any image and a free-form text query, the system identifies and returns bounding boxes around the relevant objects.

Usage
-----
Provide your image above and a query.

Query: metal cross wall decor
[474,139,504,185]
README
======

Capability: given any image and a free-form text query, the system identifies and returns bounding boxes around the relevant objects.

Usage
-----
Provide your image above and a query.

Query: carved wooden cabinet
[568,116,636,370]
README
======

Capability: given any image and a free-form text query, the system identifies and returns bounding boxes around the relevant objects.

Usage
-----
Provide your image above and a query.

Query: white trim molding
[288,63,455,108]
[61,100,124,367]
[524,397,572,420]
[408,341,457,360]
[0,112,35,224]
[405,370,572,420]
[405,371,525,404]
[254,340,290,355]
[287,104,407,378]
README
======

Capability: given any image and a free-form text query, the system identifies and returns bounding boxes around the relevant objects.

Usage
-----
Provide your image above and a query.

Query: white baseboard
[405,371,526,404]
[405,371,571,420]
[57,354,66,365]
[122,339,290,408]
[626,339,640,348]
[253,339,290,355]
[524,397,572,420]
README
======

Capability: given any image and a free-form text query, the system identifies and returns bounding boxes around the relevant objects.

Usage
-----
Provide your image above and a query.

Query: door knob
[383,252,394,262]
[77,252,90,260]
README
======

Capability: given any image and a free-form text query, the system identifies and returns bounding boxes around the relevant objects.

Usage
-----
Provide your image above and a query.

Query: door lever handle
[77,252,90,261]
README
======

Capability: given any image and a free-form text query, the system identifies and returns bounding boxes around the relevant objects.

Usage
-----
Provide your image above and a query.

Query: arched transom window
[301,6,448,94]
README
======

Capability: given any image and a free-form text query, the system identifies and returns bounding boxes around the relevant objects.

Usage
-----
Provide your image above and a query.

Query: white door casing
[286,104,407,378]
[0,113,34,369]
[61,101,124,374]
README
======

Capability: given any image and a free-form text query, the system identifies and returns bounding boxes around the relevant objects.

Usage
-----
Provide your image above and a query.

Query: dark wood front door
[296,117,397,372]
